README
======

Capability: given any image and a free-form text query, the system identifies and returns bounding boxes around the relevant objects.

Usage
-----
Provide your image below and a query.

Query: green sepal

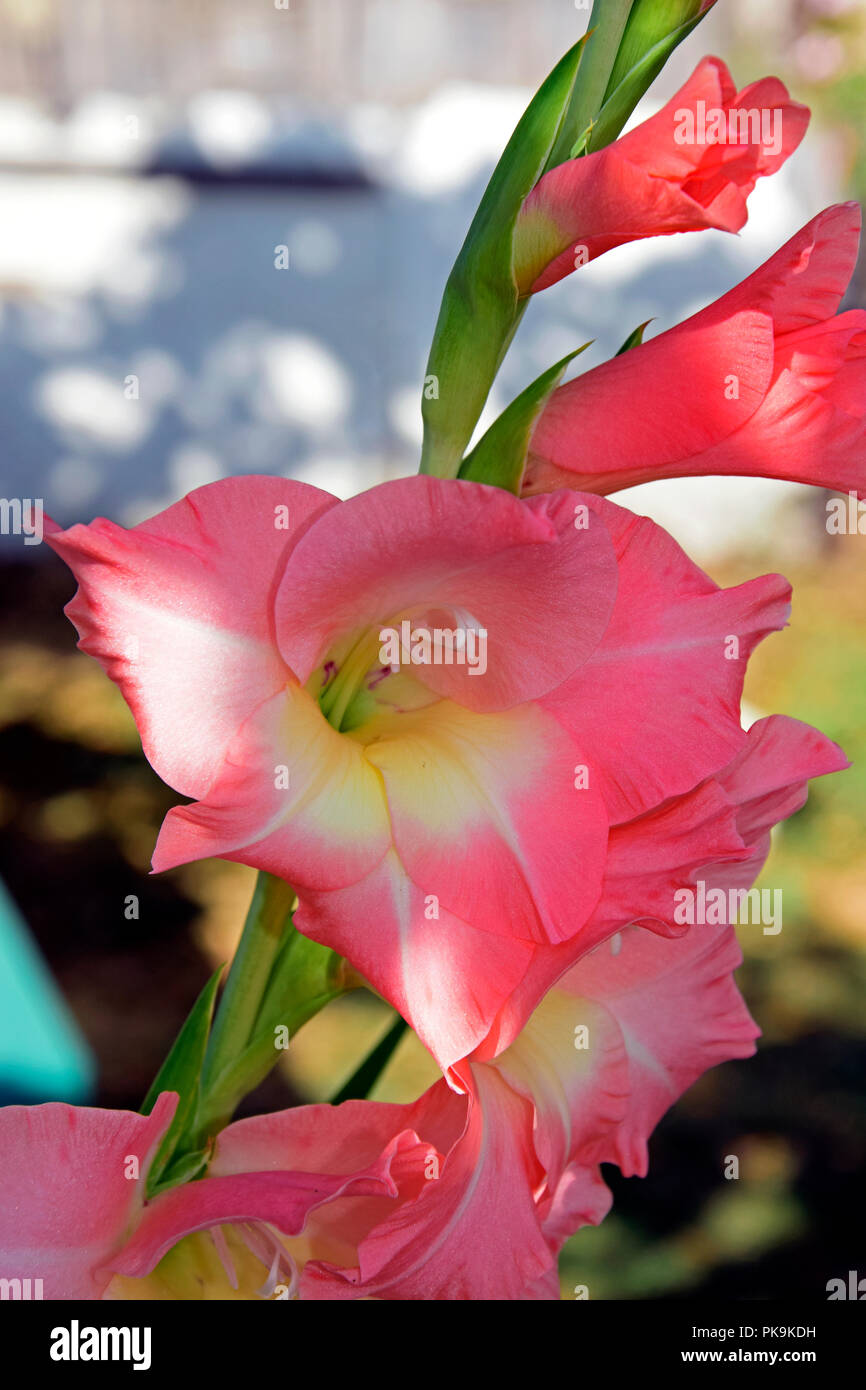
[584,3,716,153]
[141,965,223,1197]
[420,39,588,480]
[546,1,635,170]
[605,0,715,100]
[615,319,654,355]
[459,344,592,494]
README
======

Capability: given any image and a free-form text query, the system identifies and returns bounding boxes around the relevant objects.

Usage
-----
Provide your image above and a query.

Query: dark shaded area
[602,1036,866,1298]
[142,160,376,191]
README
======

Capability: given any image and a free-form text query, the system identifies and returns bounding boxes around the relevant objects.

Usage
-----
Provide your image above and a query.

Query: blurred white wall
[0,0,855,568]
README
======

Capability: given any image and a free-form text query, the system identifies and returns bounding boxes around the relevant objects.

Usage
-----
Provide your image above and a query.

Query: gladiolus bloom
[0,715,842,1300]
[524,204,866,498]
[0,930,754,1301]
[512,57,808,296]
[0,1092,421,1300]
[47,479,796,1073]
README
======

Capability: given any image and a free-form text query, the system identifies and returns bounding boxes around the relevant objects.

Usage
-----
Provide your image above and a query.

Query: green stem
[200,871,296,1096]
[194,987,341,1140]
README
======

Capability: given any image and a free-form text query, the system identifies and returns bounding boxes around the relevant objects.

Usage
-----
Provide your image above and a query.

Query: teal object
[0,877,95,1104]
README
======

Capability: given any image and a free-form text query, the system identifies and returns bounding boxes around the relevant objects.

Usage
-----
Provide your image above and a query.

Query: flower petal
[153,682,391,891]
[477,711,844,1063]
[525,312,774,494]
[0,1093,176,1299]
[304,1068,554,1301]
[542,496,792,822]
[525,205,863,495]
[362,699,608,945]
[274,477,618,713]
[513,58,807,294]
[567,925,759,1177]
[296,850,535,1075]
[46,477,337,799]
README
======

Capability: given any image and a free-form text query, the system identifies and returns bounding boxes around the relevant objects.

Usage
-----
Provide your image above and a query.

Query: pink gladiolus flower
[0,713,842,1300]
[0,936,759,1301]
[512,57,808,296]
[46,479,796,1073]
[524,204,866,498]
[0,1091,417,1300]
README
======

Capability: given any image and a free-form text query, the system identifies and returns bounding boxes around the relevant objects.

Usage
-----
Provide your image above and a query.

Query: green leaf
[586,3,716,153]
[141,965,223,1197]
[615,319,654,354]
[420,39,588,480]
[459,344,591,493]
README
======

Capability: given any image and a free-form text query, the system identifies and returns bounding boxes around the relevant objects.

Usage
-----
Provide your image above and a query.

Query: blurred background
[0,0,864,1299]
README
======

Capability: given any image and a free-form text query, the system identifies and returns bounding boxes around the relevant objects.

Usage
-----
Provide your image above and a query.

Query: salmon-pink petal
[113,1098,451,1289]
[153,683,391,891]
[45,477,337,799]
[303,1068,553,1300]
[568,715,842,946]
[595,782,747,934]
[494,928,759,1201]
[213,1086,467,1276]
[0,1093,176,1299]
[211,1092,460,1182]
[274,477,618,713]
[109,1166,401,1284]
[477,711,843,1065]
[296,850,535,1075]
[664,322,866,495]
[614,65,806,193]
[720,714,848,840]
[471,783,744,1064]
[543,497,792,823]
[525,312,774,494]
[540,716,845,1179]
[539,1165,614,1249]
[707,202,860,332]
[570,717,842,950]
[491,986,630,1188]
[363,699,608,945]
[525,205,863,496]
[513,58,807,295]
[568,925,759,1177]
